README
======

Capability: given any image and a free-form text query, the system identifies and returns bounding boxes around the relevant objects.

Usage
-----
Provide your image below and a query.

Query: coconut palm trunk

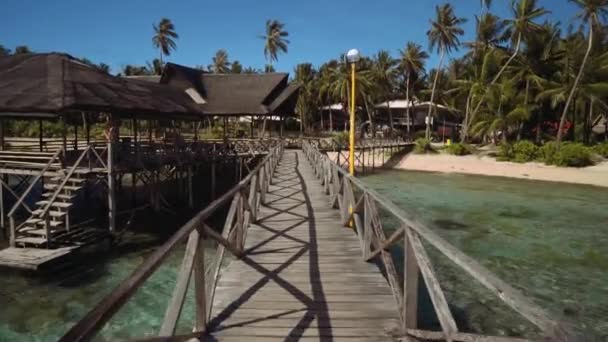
[426,47,445,139]
[467,33,522,136]
[557,18,593,147]
[405,74,411,135]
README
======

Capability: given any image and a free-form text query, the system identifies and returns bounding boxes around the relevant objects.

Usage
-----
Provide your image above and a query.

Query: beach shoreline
[391,153,608,188]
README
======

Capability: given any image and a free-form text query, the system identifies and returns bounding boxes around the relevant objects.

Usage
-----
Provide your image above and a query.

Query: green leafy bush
[541,142,593,167]
[497,143,513,161]
[539,141,559,164]
[332,132,349,147]
[592,142,608,158]
[414,138,432,154]
[553,143,594,167]
[512,140,539,163]
[446,143,473,156]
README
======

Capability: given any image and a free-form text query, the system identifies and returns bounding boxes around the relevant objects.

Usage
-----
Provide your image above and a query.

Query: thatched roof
[160,63,295,116]
[0,53,203,117]
[269,83,300,115]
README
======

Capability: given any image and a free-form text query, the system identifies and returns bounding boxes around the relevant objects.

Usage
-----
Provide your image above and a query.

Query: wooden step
[25,228,66,237]
[41,193,76,201]
[0,150,56,156]
[35,201,73,209]
[43,184,82,192]
[19,224,40,232]
[50,177,86,183]
[35,220,63,228]
[32,209,67,218]
[15,237,48,246]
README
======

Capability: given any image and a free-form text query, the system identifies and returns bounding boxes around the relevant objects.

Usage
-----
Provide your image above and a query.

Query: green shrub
[332,132,349,147]
[553,143,594,167]
[414,138,432,154]
[446,143,473,156]
[497,143,513,161]
[539,141,559,164]
[511,140,539,163]
[592,142,608,158]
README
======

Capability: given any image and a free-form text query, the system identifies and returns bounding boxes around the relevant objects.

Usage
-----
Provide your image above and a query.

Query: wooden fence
[59,142,284,341]
[301,141,574,342]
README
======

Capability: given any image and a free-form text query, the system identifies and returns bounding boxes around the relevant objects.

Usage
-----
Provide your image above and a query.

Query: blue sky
[1,0,579,75]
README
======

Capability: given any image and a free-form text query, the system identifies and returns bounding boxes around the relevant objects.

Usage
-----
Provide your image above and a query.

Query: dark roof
[161,63,291,115]
[0,53,203,117]
[269,83,300,114]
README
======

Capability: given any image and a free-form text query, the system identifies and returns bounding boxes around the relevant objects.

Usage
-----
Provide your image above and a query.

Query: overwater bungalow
[375,100,460,140]
[0,53,298,269]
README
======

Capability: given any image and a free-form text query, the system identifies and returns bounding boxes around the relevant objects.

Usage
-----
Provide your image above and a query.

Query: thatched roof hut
[0,53,203,118]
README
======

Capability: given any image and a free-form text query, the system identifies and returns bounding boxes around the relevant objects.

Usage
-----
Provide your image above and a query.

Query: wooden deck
[0,246,76,270]
[207,150,401,341]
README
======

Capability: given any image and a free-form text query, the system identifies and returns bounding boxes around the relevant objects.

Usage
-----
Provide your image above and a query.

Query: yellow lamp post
[346,49,360,176]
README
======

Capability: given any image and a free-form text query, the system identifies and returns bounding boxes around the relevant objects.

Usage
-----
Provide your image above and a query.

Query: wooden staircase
[14,173,86,248]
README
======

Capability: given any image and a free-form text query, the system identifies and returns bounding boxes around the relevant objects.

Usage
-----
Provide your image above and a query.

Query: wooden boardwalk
[207,150,401,341]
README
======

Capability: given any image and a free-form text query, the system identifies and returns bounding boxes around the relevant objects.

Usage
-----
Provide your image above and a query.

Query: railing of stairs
[37,144,108,247]
[7,147,64,247]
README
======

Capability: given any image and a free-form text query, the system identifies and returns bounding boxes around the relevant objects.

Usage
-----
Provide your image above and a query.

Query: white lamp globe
[346,49,360,63]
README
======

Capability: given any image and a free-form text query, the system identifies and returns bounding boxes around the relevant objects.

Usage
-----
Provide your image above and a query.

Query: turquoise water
[0,229,222,341]
[363,170,608,338]
[1,170,607,340]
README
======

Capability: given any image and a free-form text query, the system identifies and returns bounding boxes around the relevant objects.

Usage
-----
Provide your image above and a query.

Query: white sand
[394,153,608,188]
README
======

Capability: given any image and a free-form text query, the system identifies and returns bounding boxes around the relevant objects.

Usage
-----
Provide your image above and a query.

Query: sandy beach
[393,153,608,188]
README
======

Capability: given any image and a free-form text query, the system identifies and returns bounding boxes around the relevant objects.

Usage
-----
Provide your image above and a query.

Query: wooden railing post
[403,226,419,332]
[193,230,207,333]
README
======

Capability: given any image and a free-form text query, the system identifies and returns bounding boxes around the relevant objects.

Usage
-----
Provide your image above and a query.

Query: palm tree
[556,0,608,146]
[210,49,231,73]
[399,42,429,134]
[371,50,398,135]
[0,45,11,56]
[259,20,288,135]
[294,63,317,134]
[98,63,111,73]
[493,0,548,85]
[231,60,243,74]
[260,19,289,67]
[243,66,259,74]
[264,64,276,73]
[426,3,466,139]
[14,45,32,54]
[152,18,179,65]
[147,58,163,75]
[467,0,547,138]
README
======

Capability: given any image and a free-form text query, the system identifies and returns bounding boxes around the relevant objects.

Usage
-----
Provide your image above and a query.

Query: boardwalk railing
[302,141,573,342]
[60,142,284,342]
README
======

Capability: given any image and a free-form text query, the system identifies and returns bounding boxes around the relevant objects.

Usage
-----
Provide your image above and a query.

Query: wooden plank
[407,228,457,340]
[159,230,199,336]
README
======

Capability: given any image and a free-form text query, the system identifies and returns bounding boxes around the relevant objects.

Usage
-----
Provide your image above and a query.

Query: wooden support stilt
[84,112,90,146]
[132,172,137,208]
[211,144,216,200]
[250,115,254,138]
[74,122,78,150]
[38,119,43,152]
[107,142,116,233]
[0,119,4,152]
[61,116,67,152]
[148,119,153,144]
[280,115,284,138]
[0,176,4,231]
[188,166,193,208]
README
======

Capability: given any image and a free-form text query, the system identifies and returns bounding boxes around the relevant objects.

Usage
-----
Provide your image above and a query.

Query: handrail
[7,147,64,217]
[60,142,284,342]
[39,145,93,219]
[301,141,574,341]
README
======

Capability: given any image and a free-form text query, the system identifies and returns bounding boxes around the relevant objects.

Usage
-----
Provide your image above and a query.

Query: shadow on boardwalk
[206,150,400,341]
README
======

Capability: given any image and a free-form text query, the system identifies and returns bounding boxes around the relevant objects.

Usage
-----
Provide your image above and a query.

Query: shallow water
[1,169,607,340]
[0,229,223,341]
[363,170,608,338]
